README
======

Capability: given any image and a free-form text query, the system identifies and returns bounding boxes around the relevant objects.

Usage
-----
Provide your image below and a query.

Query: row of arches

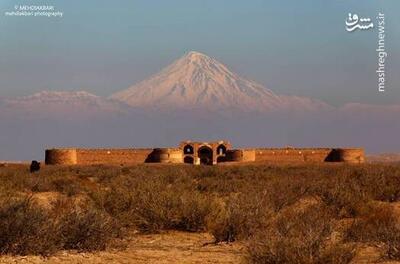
[183,144,227,165]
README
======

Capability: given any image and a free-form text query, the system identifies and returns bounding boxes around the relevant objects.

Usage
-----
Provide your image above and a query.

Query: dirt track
[0,231,244,264]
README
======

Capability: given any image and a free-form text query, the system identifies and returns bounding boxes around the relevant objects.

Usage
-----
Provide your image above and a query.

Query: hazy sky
[1,0,399,106]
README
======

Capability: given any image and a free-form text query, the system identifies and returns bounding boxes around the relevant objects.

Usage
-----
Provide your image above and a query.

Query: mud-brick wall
[254,148,365,163]
[76,149,154,165]
[254,148,333,163]
[226,149,256,162]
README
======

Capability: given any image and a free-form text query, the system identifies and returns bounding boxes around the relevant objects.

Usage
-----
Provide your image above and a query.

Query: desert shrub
[0,165,83,196]
[50,178,81,196]
[1,163,400,258]
[55,201,121,251]
[313,172,369,218]
[362,165,400,202]
[206,192,272,242]
[0,195,120,256]
[345,204,400,260]
[0,196,58,255]
[206,196,246,243]
[265,175,311,212]
[246,204,355,264]
[92,174,213,232]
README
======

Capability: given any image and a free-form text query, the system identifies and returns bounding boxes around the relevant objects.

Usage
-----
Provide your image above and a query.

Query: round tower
[151,148,183,163]
[45,148,77,165]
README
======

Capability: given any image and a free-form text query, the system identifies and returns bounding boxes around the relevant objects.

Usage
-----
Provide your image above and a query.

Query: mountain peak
[186,50,206,57]
[110,51,283,111]
[176,51,223,73]
[184,51,209,61]
[110,52,329,112]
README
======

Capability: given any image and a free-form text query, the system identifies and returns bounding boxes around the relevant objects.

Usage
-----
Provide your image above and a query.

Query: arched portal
[184,156,194,164]
[198,146,213,165]
[217,144,227,155]
[183,144,194,155]
[217,156,225,163]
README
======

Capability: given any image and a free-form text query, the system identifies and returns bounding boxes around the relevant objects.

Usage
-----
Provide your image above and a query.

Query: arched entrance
[184,156,194,164]
[217,156,225,163]
[198,146,213,165]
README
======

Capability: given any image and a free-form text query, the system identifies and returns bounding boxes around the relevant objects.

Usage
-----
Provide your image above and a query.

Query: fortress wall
[253,148,365,163]
[76,149,153,165]
[242,149,256,162]
[254,148,332,163]
[46,148,183,165]
[45,147,365,165]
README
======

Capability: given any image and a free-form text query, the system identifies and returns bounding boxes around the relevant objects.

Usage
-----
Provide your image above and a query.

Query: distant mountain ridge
[1,90,126,119]
[4,52,399,117]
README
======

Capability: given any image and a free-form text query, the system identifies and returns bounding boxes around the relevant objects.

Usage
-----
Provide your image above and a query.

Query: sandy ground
[0,231,244,264]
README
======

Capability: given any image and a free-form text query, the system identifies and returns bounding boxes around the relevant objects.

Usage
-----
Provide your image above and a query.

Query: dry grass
[246,204,356,264]
[345,203,400,260]
[0,162,400,262]
[0,195,119,255]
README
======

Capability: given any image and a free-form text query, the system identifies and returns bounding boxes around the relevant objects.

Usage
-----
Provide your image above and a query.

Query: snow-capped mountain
[1,52,331,117]
[111,51,331,112]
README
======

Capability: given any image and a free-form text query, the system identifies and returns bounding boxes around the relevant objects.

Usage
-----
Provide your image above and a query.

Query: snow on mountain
[111,51,330,112]
[1,52,333,120]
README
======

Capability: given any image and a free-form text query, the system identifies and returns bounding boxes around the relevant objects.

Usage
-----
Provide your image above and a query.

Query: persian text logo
[345,13,373,32]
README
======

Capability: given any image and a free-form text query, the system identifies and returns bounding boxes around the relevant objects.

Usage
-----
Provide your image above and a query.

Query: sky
[0,0,399,107]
